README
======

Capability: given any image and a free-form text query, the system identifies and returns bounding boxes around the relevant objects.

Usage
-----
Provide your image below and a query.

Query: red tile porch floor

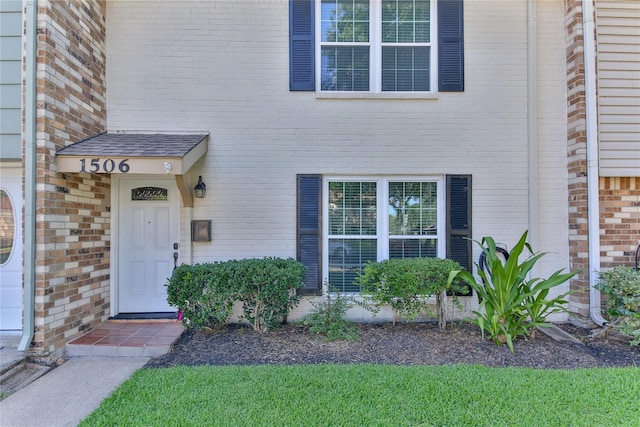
[66,320,184,358]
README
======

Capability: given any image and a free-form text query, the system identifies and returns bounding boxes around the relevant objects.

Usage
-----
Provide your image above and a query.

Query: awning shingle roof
[57,133,209,157]
[55,133,209,176]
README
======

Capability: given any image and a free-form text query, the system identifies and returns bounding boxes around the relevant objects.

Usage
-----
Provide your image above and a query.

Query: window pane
[328,181,378,292]
[389,238,437,259]
[321,0,369,43]
[414,21,430,43]
[381,0,430,43]
[353,0,370,42]
[397,22,414,43]
[397,48,413,68]
[329,238,377,292]
[381,47,429,91]
[328,181,377,235]
[388,181,437,236]
[131,187,168,201]
[336,22,354,42]
[415,0,430,21]
[322,47,370,91]
[0,190,15,265]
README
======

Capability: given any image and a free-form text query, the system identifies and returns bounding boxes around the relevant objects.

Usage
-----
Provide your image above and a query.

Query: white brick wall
[535,0,571,293]
[106,0,571,316]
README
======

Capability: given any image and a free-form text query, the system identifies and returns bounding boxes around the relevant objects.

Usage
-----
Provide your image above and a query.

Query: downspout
[582,0,607,326]
[527,0,539,262]
[19,0,37,351]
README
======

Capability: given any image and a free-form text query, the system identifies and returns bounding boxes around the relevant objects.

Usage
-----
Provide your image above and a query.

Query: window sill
[316,92,440,100]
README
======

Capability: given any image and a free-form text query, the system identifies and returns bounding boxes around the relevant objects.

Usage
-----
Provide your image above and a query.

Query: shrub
[596,266,640,346]
[356,257,464,329]
[167,258,306,332]
[302,286,360,341]
[167,263,235,330]
[448,230,576,352]
[232,257,306,332]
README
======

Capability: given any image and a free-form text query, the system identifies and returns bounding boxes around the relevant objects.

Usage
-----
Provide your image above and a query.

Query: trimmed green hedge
[356,257,464,328]
[167,257,305,332]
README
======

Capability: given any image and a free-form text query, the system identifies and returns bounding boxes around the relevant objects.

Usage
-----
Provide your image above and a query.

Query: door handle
[173,251,179,269]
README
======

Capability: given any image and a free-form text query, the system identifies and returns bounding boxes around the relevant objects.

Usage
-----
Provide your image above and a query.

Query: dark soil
[145,322,640,369]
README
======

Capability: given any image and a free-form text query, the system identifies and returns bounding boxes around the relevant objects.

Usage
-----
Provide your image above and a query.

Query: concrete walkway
[0,320,182,426]
[0,357,149,427]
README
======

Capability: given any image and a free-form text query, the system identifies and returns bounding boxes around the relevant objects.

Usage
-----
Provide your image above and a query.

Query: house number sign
[79,158,130,173]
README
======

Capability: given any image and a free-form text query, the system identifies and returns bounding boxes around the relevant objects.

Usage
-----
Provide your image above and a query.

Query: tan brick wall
[31,0,109,360]
[565,1,640,322]
[600,177,640,268]
[565,0,591,318]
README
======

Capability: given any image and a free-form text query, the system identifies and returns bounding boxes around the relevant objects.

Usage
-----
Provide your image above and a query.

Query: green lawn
[80,364,640,427]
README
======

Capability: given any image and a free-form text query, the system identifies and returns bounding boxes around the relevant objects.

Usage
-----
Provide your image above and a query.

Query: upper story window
[290,0,463,93]
[319,0,434,92]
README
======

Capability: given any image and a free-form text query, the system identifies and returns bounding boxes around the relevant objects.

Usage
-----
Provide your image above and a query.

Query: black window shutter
[438,0,464,92]
[297,174,322,295]
[290,0,315,91]
[446,175,472,294]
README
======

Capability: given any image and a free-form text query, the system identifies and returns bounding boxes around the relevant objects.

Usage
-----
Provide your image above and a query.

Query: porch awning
[55,133,209,175]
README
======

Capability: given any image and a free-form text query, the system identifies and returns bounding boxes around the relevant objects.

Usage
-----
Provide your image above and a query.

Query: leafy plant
[167,263,235,330]
[356,257,464,329]
[448,230,576,352]
[233,257,306,332]
[302,286,360,341]
[167,258,306,332]
[596,266,640,346]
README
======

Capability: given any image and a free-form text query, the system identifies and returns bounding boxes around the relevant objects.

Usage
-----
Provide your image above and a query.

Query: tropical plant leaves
[448,230,577,353]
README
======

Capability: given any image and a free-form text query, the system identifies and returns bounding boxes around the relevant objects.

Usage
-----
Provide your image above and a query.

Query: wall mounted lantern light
[194,176,206,198]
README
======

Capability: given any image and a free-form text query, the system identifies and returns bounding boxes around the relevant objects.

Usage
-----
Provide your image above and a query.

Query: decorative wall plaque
[191,220,211,242]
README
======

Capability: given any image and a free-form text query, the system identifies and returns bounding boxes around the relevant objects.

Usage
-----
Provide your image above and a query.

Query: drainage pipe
[19,0,38,351]
[582,0,607,326]
[527,0,539,266]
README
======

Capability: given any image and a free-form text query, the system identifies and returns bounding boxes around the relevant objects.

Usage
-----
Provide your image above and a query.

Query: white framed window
[318,0,436,93]
[324,176,444,292]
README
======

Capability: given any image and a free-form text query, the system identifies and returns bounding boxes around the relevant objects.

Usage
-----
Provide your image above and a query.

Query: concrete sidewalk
[0,357,148,427]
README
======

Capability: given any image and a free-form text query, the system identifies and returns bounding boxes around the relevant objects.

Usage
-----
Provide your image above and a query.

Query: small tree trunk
[437,291,446,330]
[253,301,264,332]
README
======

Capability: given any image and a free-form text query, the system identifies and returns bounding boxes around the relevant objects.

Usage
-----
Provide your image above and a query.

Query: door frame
[110,174,181,316]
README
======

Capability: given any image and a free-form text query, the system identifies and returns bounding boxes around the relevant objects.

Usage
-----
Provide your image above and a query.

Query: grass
[79,364,640,427]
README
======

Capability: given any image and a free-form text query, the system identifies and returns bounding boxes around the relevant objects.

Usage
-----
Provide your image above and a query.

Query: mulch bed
[145,321,640,369]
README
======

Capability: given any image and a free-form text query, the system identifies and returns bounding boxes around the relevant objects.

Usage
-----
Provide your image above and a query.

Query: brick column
[565,0,591,319]
[31,0,109,361]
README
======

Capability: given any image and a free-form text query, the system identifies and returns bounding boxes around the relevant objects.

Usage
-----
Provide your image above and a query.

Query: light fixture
[194,176,206,198]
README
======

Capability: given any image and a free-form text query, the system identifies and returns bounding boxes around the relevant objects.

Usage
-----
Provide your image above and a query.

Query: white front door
[0,167,23,330]
[118,178,180,313]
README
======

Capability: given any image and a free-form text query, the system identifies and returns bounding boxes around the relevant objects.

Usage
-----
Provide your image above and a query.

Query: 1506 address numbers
[79,158,130,173]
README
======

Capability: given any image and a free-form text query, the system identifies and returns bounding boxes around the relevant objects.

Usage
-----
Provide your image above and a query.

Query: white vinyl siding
[596,0,640,177]
[0,1,22,160]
